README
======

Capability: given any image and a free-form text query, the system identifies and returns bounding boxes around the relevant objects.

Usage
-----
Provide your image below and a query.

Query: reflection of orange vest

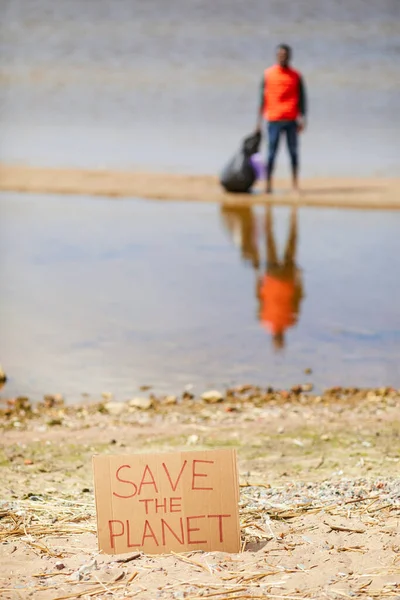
[260,275,296,334]
[263,65,300,121]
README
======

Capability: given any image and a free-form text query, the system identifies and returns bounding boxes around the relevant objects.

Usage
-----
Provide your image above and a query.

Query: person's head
[276,44,292,68]
[272,330,285,351]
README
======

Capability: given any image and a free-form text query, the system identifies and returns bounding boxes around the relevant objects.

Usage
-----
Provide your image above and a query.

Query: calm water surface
[1,1,399,400]
[1,193,399,401]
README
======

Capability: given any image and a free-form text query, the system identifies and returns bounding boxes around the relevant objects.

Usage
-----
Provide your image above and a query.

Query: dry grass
[1,486,399,599]
[1,389,399,598]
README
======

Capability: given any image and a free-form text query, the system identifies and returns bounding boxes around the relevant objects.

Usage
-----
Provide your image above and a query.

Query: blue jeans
[266,120,298,178]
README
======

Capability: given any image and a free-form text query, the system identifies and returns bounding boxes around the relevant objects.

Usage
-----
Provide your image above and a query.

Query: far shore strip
[1,164,399,210]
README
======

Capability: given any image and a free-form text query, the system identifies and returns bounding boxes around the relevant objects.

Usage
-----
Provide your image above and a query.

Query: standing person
[257,205,304,350]
[256,44,307,194]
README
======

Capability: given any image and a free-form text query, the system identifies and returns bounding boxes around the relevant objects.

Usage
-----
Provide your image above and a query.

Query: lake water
[1,0,399,176]
[1,1,399,401]
[1,192,399,401]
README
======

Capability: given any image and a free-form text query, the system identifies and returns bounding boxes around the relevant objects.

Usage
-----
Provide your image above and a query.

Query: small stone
[301,383,313,392]
[43,394,64,408]
[55,562,65,570]
[292,439,304,447]
[162,395,178,406]
[72,559,98,581]
[291,385,302,394]
[129,397,154,410]
[304,368,312,375]
[24,459,33,465]
[47,418,63,426]
[104,402,126,416]
[201,390,224,403]
[82,488,90,493]
[101,392,113,400]
[187,434,199,445]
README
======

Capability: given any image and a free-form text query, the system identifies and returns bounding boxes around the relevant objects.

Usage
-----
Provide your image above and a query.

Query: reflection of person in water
[220,205,260,269]
[257,205,303,350]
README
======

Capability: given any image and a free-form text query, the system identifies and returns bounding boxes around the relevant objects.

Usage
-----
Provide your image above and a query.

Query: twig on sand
[324,522,366,534]
[171,550,213,574]
[115,552,141,563]
[187,587,248,598]
[54,581,126,600]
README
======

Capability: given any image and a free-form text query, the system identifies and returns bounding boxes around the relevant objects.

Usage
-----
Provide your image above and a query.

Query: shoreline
[1,163,400,209]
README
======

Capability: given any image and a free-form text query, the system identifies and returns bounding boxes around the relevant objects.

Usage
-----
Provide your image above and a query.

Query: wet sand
[1,164,400,209]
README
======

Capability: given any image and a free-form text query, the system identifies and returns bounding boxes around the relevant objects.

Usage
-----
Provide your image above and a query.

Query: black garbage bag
[220,131,261,193]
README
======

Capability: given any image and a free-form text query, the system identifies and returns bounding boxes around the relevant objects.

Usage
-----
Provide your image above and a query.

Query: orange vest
[259,274,296,334]
[263,65,300,121]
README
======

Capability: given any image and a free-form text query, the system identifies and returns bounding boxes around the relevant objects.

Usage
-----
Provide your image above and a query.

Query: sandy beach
[1,164,400,210]
[1,2,399,598]
[1,387,399,599]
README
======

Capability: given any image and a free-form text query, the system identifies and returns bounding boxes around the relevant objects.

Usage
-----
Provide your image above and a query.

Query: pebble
[241,476,400,512]
[129,397,154,410]
[301,383,314,392]
[201,390,224,403]
[43,394,64,407]
[187,434,199,445]
[162,395,178,406]
[104,402,126,416]
[71,559,97,581]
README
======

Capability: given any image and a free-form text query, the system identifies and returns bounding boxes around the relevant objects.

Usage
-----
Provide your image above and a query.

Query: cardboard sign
[93,449,240,555]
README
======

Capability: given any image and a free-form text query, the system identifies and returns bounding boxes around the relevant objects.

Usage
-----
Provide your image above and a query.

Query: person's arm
[256,75,265,132]
[298,76,307,131]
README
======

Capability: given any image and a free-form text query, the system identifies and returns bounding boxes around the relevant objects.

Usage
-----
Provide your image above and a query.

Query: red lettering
[161,518,184,546]
[162,460,188,491]
[155,497,167,513]
[138,465,159,495]
[108,519,124,549]
[208,514,231,542]
[141,519,159,546]
[186,515,207,545]
[139,498,153,514]
[113,464,137,499]
[169,497,182,513]
[191,460,214,491]
[126,519,141,548]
